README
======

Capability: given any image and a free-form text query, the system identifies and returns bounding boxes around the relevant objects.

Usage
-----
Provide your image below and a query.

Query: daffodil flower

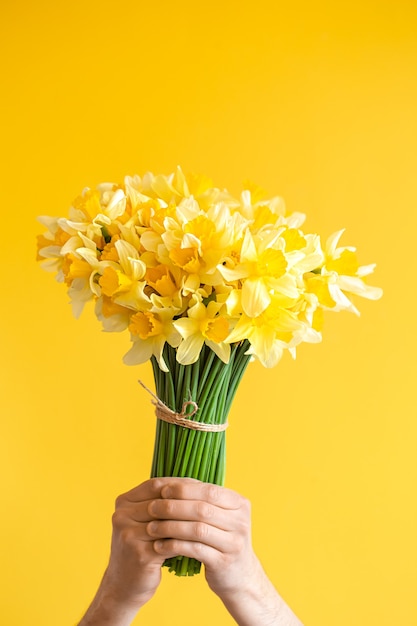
[98,239,149,312]
[94,295,131,332]
[226,294,309,368]
[63,233,118,316]
[123,307,181,372]
[37,169,382,371]
[219,229,299,318]
[320,230,383,314]
[161,199,248,283]
[174,299,231,365]
[36,216,72,279]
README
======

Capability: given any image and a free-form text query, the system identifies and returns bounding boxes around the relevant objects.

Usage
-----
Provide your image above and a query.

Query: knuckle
[233,534,245,554]
[206,484,219,503]
[169,539,182,554]
[190,540,204,558]
[163,499,176,517]
[237,516,251,538]
[238,495,252,520]
[134,549,150,566]
[150,477,163,490]
[119,526,135,547]
[111,509,126,530]
[194,521,209,541]
[197,501,213,520]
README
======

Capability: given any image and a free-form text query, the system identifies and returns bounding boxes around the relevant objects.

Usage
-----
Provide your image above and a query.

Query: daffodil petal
[357,263,377,277]
[152,336,170,372]
[240,229,258,262]
[248,328,282,368]
[225,317,253,344]
[242,277,271,318]
[106,188,126,220]
[328,284,360,315]
[205,340,230,364]
[123,339,153,366]
[173,317,200,340]
[326,229,345,256]
[337,275,383,300]
[176,335,205,365]
[218,263,249,282]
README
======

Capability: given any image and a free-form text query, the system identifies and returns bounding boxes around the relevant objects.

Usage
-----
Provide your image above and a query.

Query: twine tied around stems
[138,380,229,432]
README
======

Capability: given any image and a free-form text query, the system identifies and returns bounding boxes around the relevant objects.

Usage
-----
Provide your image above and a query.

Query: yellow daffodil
[225,294,309,367]
[160,198,247,286]
[320,230,383,314]
[123,307,181,372]
[37,168,382,371]
[95,295,131,332]
[99,239,148,312]
[146,264,179,298]
[36,217,72,279]
[219,229,299,318]
[62,234,117,316]
[174,299,231,365]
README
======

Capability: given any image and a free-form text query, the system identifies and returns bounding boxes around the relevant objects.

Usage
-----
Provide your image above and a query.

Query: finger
[112,515,157,542]
[117,477,172,504]
[122,499,157,523]
[160,480,244,511]
[147,519,234,554]
[153,537,222,568]
[148,498,239,532]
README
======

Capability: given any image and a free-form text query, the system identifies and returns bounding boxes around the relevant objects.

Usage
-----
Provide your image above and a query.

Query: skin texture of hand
[78,477,303,626]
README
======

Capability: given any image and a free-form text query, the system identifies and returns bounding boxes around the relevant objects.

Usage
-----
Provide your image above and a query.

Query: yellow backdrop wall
[1,1,416,625]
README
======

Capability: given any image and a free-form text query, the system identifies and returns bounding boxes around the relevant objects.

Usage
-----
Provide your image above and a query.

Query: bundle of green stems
[150,340,251,576]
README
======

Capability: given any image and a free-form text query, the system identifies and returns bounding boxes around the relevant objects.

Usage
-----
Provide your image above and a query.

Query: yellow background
[1,1,416,624]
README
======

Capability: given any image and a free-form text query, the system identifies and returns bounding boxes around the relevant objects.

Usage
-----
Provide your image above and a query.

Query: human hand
[147,478,257,597]
[101,478,170,610]
[148,478,303,625]
[79,477,303,626]
[80,476,254,624]
[78,478,170,625]
[80,477,257,624]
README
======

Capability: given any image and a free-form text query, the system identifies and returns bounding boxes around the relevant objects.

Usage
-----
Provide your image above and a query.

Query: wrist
[78,578,147,626]
[217,560,303,626]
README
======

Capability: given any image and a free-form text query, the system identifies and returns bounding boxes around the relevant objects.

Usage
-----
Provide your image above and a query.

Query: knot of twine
[138,380,229,432]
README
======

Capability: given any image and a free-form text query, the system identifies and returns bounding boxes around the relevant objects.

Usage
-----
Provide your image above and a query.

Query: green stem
[148,341,250,575]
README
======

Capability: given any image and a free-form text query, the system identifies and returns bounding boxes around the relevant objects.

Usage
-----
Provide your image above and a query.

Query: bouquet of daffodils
[37,166,382,575]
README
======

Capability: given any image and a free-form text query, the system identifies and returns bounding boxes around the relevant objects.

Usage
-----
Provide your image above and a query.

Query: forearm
[77,571,144,626]
[219,560,303,626]
[78,597,137,626]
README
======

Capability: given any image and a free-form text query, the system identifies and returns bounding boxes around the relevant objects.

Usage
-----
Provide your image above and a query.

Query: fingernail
[148,521,158,535]
[154,539,164,551]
